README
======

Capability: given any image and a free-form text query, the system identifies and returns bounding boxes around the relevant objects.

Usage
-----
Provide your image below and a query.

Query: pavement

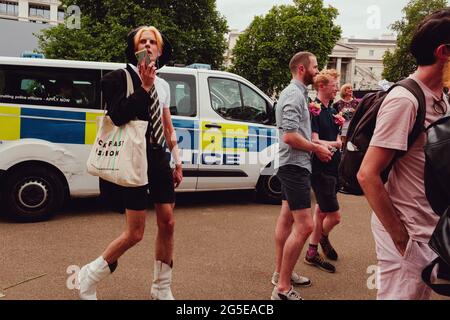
[0,191,446,300]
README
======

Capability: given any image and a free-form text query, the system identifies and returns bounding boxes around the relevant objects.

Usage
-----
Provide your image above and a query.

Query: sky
[216,0,411,38]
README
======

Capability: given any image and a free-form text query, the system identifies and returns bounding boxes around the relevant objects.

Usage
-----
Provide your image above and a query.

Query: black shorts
[99,144,175,212]
[311,172,340,213]
[277,165,311,211]
[147,144,175,205]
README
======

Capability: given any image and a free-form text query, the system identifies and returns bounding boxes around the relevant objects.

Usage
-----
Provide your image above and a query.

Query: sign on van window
[0,65,100,109]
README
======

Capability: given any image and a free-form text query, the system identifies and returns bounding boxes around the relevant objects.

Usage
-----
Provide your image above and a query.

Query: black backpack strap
[397,78,427,149]
[421,257,450,296]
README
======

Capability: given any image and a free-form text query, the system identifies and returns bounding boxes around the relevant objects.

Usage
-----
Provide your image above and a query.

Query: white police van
[0,57,281,222]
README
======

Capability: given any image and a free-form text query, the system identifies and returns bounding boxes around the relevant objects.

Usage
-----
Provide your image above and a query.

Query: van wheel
[256,174,282,204]
[2,166,65,222]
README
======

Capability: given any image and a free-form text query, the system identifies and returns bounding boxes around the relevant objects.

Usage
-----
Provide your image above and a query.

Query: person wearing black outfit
[304,69,342,274]
[77,26,182,300]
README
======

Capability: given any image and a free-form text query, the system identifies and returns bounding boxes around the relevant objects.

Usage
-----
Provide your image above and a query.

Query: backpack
[421,113,450,296]
[338,79,426,195]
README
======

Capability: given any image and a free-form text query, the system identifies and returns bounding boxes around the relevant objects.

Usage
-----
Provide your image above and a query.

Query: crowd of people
[272,8,450,300]
[75,7,450,301]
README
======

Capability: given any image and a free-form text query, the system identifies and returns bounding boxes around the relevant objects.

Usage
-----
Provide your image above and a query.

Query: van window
[208,77,268,123]
[0,65,101,109]
[158,73,197,117]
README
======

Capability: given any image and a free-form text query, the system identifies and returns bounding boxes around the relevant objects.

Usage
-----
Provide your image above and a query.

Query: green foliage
[230,0,341,96]
[382,0,448,82]
[36,0,228,69]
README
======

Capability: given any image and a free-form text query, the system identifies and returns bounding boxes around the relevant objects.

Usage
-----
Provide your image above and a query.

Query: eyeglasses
[433,98,448,115]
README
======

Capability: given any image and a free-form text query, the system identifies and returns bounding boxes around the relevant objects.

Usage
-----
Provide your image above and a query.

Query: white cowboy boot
[151,260,175,300]
[77,256,111,300]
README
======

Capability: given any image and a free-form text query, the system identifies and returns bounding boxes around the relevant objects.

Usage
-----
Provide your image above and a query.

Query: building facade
[224,29,241,69]
[329,36,397,90]
[0,0,64,25]
[225,31,397,91]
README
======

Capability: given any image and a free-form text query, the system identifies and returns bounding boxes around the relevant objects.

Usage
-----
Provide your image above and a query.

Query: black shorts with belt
[99,144,175,212]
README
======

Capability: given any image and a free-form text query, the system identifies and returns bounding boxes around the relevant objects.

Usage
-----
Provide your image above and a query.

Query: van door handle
[205,124,222,129]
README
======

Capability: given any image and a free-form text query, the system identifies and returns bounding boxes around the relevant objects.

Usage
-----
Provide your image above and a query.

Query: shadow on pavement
[65,189,261,213]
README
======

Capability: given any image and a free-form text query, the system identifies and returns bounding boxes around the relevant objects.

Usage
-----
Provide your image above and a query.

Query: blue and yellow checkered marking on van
[0,105,103,145]
[201,121,277,153]
[0,105,201,147]
[0,106,21,140]
[0,105,276,152]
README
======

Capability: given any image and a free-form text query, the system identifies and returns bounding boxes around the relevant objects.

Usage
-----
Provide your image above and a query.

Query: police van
[0,57,281,222]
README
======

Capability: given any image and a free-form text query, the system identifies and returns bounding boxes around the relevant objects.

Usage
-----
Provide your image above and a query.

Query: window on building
[29,5,51,20]
[0,1,18,16]
[58,9,65,21]
[369,50,375,57]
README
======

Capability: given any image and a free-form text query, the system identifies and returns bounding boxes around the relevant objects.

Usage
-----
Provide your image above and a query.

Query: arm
[311,132,341,149]
[162,108,183,188]
[284,132,331,162]
[281,100,332,162]
[357,146,409,255]
[101,70,153,126]
[332,135,343,150]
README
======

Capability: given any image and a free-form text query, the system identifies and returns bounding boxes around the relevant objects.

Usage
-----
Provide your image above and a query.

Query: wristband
[171,144,182,165]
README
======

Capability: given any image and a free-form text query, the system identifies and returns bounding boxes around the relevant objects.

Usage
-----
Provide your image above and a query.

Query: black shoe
[304,253,336,273]
[320,237,338,261]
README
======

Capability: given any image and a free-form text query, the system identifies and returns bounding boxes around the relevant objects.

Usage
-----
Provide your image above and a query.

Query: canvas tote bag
[86,69,149,187]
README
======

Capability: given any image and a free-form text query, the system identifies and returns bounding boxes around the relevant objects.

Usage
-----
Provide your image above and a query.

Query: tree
[230,0,341,96]
[382,0,448,82]
[36,0,228,69]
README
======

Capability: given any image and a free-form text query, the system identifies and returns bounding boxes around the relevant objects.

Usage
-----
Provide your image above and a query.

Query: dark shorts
[311,172,340,213]
[147,144,175,205]
[277,165,311,211]
[99,144,175,212]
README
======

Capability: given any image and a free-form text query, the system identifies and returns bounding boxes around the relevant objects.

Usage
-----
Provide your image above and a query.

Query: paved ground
[0,191,445,300]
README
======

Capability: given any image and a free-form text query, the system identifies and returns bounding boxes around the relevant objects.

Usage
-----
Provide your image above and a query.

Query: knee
[126,230,144,246]
[158,218,175,235]
[299,218,314,237]
[333,212,341,225]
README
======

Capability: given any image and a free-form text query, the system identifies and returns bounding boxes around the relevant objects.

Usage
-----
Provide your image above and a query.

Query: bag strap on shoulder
[122,68,134,98]
[396,78,427,149]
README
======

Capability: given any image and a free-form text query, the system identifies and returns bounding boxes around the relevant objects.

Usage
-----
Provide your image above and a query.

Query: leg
[150,203,176,300]
[322,211,341,236]
[309,204,327,246]
[277,208,313,293]
[102,209,147,263]
[78,208,146,300]
[272,166,312,300]
[274,200,294,273]
[154,203,175,265]
[310,173,340,262]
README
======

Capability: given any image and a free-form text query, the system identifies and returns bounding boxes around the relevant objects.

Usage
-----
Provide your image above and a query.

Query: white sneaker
[151,260,175,300]
[77,256,111,300]
[271,271,312,287]
[271,286,303,300]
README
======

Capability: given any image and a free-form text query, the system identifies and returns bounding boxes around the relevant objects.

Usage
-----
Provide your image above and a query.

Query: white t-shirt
[129,65,170,112]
